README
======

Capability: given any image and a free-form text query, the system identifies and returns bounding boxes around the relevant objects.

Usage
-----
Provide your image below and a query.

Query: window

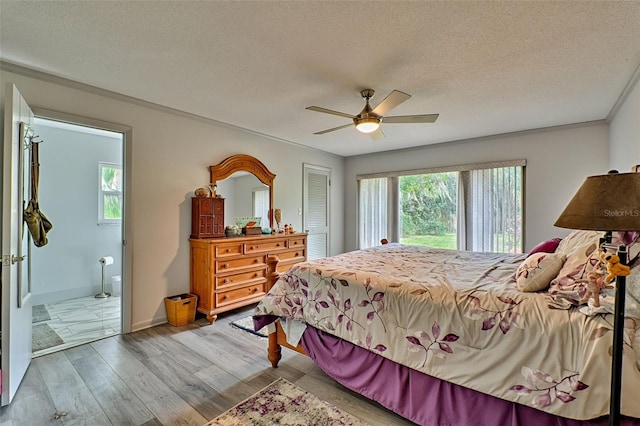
[357,161,524,253]
[99,162,122,223]
[461,166,523,253]
[399,172,458,249]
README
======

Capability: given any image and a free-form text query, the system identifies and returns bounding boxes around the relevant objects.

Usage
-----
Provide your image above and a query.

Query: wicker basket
[164,293,197,326]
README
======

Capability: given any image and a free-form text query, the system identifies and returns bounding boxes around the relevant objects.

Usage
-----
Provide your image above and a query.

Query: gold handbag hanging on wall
[23,141,53,247]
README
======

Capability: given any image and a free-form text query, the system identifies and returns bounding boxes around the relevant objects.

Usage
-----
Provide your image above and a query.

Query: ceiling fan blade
[306,106,355,119]
[372,90,411,116]
[383,114,439,124]
[313,123,353,135]
[370,128,385,140]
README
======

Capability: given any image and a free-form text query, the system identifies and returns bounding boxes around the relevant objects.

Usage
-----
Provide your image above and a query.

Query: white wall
[344,122,610,253]
[1,69,344,330]
[30,124,123,304]
[609,74,640,171]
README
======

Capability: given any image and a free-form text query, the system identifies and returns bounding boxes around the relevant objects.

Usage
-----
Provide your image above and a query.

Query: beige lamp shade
[554,172,640,231]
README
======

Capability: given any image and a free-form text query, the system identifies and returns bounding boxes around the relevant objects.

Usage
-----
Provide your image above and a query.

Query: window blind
[358,178,389,249]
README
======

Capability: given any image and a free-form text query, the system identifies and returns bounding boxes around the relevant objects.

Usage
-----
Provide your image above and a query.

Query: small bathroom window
[99,162,122,223]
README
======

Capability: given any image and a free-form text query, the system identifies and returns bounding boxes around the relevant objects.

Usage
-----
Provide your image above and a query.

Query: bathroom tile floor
[33,294,121,357]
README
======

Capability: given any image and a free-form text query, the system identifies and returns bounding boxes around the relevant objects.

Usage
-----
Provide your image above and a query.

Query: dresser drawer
[277,262,300,274]
[288,235,306,248]
[214,242,243,258]
[277,248,306,262]
[215,255,265,273]
[216,269,266,289]
[244,239,288,254]
[216,283,266,306]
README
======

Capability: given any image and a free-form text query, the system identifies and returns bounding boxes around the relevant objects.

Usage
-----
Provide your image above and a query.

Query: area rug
[230,315,267,338]
[32,323,64,352]
[204,378,370,426]
[32,304,51,323]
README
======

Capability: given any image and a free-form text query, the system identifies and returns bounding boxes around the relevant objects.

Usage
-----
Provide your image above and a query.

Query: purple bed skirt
[291,324,640,426]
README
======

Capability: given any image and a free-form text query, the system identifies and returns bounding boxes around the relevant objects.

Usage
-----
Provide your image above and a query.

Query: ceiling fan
[306,89,439,139]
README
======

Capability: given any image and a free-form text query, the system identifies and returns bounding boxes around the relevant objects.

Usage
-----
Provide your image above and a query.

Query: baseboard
[131,317,168,333]
[31,284,116,305]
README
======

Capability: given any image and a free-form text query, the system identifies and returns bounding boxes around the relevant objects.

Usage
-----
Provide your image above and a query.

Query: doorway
[29,117,124,356]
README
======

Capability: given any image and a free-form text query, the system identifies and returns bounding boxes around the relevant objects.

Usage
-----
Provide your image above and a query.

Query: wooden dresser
[189,233,307,323]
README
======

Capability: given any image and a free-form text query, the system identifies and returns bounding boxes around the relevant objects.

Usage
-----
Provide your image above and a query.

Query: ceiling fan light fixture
[307,89,438,137]
[355,117,381,133]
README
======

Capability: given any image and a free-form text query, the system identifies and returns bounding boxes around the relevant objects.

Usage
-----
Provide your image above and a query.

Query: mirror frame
[209,154,276,228]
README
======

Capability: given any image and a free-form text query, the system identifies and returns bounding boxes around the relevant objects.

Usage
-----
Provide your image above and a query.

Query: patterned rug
[32,304,51,323]
[205,378,370,426]
[230,315,267,338]
[32,323,64,352]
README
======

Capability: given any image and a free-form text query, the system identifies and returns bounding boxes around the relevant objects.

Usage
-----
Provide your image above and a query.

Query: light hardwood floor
[2,305,414,426]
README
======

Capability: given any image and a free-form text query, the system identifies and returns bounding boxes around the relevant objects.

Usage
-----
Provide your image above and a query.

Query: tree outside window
[400,173,458,249]
[99,162,122,223]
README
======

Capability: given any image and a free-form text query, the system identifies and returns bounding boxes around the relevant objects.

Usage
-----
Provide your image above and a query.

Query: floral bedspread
[254,244,640,420]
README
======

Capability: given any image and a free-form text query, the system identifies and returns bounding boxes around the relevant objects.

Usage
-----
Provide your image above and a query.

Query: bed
[253,230,640,425]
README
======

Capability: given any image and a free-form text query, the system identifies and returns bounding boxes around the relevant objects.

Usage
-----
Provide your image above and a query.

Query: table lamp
[554,169,640,425]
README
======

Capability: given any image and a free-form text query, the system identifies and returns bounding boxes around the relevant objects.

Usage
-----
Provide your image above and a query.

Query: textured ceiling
[1,1,639,157]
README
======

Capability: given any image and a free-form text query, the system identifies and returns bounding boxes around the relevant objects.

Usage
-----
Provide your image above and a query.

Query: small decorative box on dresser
[189,233,307,324]
[191,197,224,239]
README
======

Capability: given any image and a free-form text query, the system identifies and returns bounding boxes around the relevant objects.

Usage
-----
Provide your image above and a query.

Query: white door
[1,84,34,405]
[303,164,330,260]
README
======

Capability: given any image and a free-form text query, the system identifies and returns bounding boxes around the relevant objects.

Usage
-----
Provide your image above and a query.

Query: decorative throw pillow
[551,241,601,285]
[528,237,563,257]
[516,252,567,292]
[546,241,602,308]
[555,230,602,257]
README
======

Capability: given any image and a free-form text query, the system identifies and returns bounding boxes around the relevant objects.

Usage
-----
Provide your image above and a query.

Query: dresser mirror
[209,154,275,228]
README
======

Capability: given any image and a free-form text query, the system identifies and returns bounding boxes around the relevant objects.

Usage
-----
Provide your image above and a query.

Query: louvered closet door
[303,165,330,260]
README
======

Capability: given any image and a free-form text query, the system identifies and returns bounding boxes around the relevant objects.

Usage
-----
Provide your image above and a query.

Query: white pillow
[555,230,601,257]
[516,252,567,292]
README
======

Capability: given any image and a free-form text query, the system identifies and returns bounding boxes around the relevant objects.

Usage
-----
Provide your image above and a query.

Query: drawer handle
[226,248,231,253]
[254,273,259,278]
[254,259,259,263]
[276,243,280,247]
[223,278,230,284]
[293,241,297,245]
[251,287,258,293]
[222,263,229,269]
[223,295,229,300]
[295,252,299,257]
